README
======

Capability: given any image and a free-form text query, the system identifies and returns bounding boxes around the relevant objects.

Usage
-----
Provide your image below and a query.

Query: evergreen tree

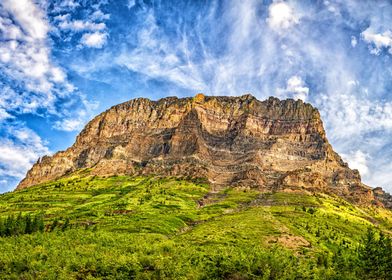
[378,232,392,279]
[32,215,39,233]
[0,214,46,237]
[0,218,5,236]
[14,213,24,235]
[5,215,14,236]
[50,218,59,232]
[359,228,392,280]
[24,214,33,234]
[61,218,70,231]
[36,214,45,232]
[30,213,45,233]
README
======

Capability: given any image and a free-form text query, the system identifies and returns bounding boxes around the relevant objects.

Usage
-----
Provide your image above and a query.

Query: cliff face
[373,187,392,208]
[17,94,375,204]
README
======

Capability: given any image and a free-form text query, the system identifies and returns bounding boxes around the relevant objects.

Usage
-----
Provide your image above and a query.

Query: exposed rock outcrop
[17,94,377,205]
[373,187,392,208]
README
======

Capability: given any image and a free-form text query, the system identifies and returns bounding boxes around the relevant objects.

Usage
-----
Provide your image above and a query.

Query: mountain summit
[17,94,378,204]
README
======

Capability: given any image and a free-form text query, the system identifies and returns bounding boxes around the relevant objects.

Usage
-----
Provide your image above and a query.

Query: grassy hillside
[0,172,391,279]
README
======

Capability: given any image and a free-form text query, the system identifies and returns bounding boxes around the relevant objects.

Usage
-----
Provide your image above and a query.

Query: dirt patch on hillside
[267,234,310,250]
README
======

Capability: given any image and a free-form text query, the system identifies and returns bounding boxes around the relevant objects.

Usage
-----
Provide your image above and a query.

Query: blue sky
[0,0,392,193]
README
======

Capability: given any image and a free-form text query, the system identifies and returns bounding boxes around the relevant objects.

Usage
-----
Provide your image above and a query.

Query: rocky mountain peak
[17,94,381,206]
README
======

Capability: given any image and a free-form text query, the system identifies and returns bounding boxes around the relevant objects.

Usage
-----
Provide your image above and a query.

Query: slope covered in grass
[0,172,391,279]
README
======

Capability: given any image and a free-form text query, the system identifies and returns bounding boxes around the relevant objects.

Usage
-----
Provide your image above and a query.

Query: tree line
[0,213,45,237]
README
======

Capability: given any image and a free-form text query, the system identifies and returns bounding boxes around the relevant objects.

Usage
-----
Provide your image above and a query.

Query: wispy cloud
[0,122,50,180]
[0,0,99,190]
[53,97,98,132]
[59,20,106,32]
[316,93,392,139]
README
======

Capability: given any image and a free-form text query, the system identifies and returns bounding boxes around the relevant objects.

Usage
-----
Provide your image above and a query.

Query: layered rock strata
[17,94,376,204]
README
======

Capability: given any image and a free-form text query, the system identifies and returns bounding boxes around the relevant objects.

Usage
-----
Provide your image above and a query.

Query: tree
[24,214,33,234]
[36,214,45,232]
[50,218,59,232]
[61,218,70,231]
[359,228,392,280]
[5,215,14,236]
[0,213,46,237]
[0,218,5,236]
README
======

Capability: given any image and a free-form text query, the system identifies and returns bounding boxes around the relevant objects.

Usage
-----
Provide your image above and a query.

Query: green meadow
[0,172,391,279]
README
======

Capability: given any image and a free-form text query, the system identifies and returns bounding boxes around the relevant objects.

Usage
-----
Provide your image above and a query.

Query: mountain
[17,94,382,206]
[2,94,392,279]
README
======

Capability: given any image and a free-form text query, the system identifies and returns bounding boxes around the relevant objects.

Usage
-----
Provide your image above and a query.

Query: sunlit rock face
[373,187,392,209]
[17,94,375,205]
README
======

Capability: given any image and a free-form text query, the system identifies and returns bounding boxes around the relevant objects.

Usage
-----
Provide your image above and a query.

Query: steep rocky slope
[17,94,378,205]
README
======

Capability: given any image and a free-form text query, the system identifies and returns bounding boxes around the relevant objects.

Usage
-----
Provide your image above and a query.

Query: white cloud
[59,20,106,32]
[113,0,305,95]
[0,0,69,96]
[59,0,80,10]
[317,93,392,139]
[53,97,99,132]
[53,13,70,22]
[54,6,110,50]
[0,17,23,40]
[0,84,52,115]
[277,75,309,101]
[266,1,300,32]
[0,108,12,120]
[361,28,392,55]
[366,161,392,189]
[341,150,370,177]
[0,0,97,156]
[0,123,50,180]
[2,0,48,40]
[54,118,83,131]
[323,1,341,16]
[316,89,392,191]
[81,32,108,48]
[351,36,357,47]
[91,10,110,21]
[50,67,66,82]
[127,0,136,9]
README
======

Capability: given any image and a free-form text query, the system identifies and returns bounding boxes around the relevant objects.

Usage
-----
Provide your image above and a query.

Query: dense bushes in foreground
[0,175,391,279]
[0,227,390,279]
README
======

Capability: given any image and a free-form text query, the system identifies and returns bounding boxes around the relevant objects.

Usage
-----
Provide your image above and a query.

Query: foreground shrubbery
[0,175,391,279]
[0,228,390,279]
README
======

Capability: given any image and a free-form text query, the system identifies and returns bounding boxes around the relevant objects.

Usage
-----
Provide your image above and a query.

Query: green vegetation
[0,173,391,279]
[0,213,44,237]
